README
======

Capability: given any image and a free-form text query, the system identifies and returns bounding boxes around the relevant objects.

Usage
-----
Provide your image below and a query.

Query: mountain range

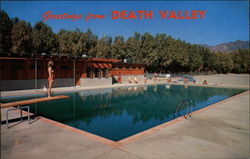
[200,40,249,52]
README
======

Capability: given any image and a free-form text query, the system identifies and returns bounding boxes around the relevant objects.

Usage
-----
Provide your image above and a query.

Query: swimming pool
[2,84,245,141]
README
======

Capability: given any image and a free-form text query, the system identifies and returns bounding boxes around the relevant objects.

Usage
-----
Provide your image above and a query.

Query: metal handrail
[175,98,193,119]
[6,105,31,128]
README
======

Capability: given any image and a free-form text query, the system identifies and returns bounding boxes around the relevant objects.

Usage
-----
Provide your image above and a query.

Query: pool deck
[1,80,248,98]
[1,82,249,159]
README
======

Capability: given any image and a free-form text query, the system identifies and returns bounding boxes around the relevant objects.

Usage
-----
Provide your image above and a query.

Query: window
[102,69,109,78]
[94,68,100,78]
[87,67,92,78]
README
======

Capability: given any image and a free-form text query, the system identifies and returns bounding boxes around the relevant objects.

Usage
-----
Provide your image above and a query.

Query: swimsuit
[48,77,54,82]
[48,69,54,82]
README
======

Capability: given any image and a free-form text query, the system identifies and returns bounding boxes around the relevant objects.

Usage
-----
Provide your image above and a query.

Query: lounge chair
[128,77,132,83]
[134,77,138,83]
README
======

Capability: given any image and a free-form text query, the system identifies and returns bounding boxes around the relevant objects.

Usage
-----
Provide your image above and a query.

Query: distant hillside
[201,40,249,52]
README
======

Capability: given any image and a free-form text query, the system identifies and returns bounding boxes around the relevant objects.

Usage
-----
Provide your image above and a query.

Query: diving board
[1,95,69,108]
[1,95,69,128]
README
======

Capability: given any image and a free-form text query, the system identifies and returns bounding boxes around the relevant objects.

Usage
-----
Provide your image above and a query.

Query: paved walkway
[1,80,248,98]
[1,91,249,159]
[1,81,158,98]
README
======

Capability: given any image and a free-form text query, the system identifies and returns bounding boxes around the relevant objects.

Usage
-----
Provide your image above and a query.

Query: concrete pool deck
[1,79,248,98]
[1,85,249,158]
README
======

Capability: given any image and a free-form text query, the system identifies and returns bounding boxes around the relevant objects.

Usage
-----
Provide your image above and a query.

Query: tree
[0,10,12,53]
[11,20,33,53]
[187,44,203,72]
[111,36,126,60]
[149,33,167,72]
[168,38,189,72]
[200,47,216,72]
[94,36,112,58]
[126,32,141,63]
[139,32,155,66]
[57,28,98,57]
[11,17,20,25]
[231,49,249,73]
[85,29,98,57]
[57,29,70,55]
[214,52,234,73]
[32,21,58,54]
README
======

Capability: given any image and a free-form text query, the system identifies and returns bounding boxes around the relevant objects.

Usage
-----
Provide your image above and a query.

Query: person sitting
[134,76,138,83]
[184,78,189,84]
[154,72,157,82]
[127,77,132,83]
[203,80,208,85]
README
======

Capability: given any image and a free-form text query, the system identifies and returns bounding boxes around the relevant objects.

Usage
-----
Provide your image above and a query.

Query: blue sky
[1,1,249,45]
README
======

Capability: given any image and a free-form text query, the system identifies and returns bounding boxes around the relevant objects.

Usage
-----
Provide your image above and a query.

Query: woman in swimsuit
[47,61,54,97]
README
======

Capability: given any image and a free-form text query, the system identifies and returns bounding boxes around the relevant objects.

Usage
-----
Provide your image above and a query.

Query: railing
[174,98,193,119]
[6,105,31,128]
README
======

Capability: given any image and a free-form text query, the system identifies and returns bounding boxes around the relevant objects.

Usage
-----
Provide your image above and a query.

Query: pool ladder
[6,105,31,128]
[175,98,193,119]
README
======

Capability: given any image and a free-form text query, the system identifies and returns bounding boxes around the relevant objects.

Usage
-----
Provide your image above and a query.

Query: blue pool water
[2,84,245,141]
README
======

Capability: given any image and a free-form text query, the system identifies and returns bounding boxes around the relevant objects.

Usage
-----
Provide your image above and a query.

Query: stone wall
[80,78,112,87]
[0,78,74,91]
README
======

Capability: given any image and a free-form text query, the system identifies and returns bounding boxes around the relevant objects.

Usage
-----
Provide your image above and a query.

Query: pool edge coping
[117,90,249,146]
[1,81,248,99]
[15,90,249,148]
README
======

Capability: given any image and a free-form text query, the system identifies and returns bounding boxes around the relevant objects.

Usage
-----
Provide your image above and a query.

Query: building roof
[0,53,145,66]
[0,53,122,63]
